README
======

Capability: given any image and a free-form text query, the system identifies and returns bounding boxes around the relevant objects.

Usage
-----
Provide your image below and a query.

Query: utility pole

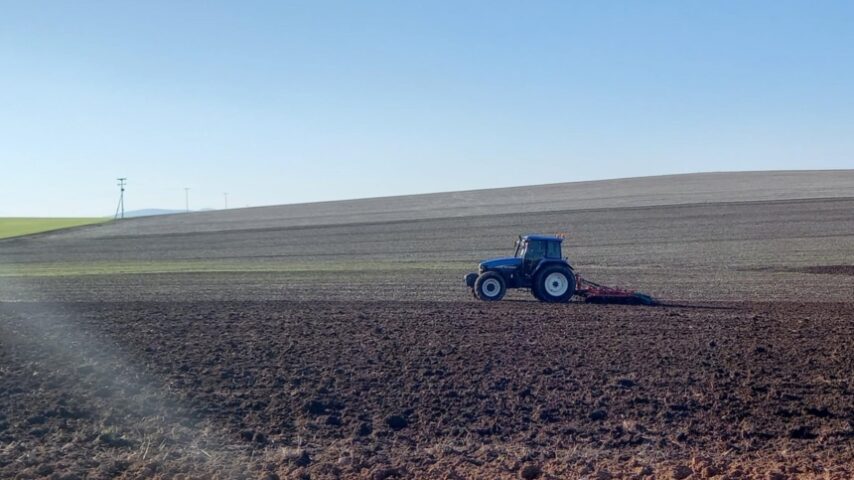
[184,187,190,212]
[224,192,228,209]
[114,178,127,219]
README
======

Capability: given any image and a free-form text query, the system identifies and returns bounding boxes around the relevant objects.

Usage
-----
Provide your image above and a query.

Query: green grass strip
[0,217,109,239]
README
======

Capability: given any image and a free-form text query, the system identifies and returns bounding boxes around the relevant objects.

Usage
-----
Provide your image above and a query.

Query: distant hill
[58,170,854,239]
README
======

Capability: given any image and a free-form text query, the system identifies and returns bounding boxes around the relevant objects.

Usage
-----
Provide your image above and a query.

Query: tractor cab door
[522,240,546,275]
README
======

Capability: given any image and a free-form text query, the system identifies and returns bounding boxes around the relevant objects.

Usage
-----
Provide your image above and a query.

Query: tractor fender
[531,259,573,279]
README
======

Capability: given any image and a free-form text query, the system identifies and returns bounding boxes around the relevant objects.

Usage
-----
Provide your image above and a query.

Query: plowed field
[2,172,853,479]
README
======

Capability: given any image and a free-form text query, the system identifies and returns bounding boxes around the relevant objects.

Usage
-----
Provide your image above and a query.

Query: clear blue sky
[2,1,852,216]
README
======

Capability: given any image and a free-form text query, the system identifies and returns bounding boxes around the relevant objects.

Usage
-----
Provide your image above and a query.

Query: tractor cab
[514,235,564,275]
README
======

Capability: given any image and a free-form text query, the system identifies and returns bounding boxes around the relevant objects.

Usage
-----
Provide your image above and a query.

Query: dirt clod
[372,467,400,480]
[385,415,408,431]
[805,406,831,418]
[519,464,541,479]
[635,465,654,476]
[304,400,328,415]
[292,450,311,467]
[589,409,607,421]
[594,469,612,480]
[356,422,373,436]
[788,426,817,440]
[669,465,693,480]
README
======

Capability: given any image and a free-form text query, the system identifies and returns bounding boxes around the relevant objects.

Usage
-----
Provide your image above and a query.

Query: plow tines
[575,275,658,306]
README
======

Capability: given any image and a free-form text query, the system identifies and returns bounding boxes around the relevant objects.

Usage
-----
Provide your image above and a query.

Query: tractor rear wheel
[534,266,575,303]
[474,272,506,301]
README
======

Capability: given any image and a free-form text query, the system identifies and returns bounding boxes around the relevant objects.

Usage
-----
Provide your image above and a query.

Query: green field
[0,217,109,240]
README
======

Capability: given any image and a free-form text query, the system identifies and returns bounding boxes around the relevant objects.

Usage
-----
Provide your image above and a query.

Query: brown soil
[1,300,853,479]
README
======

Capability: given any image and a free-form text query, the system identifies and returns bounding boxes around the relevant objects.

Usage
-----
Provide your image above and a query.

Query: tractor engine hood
[480,257,522,270]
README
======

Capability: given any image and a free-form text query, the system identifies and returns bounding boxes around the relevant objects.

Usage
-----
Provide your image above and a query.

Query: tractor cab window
[525,240,546,260]
[546,241,562,259]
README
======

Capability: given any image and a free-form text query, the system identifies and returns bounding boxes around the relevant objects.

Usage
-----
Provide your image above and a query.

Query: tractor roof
[521,234,563,242]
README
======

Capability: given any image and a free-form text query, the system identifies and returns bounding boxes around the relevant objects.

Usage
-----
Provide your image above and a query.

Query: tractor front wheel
[474,272,506,301]
[534,266,575,303]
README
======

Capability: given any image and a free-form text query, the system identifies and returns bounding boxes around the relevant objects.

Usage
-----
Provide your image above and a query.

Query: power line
[114,178,127,219]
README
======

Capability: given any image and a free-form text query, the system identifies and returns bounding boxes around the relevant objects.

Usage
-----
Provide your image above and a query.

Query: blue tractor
[464,234,576,302]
